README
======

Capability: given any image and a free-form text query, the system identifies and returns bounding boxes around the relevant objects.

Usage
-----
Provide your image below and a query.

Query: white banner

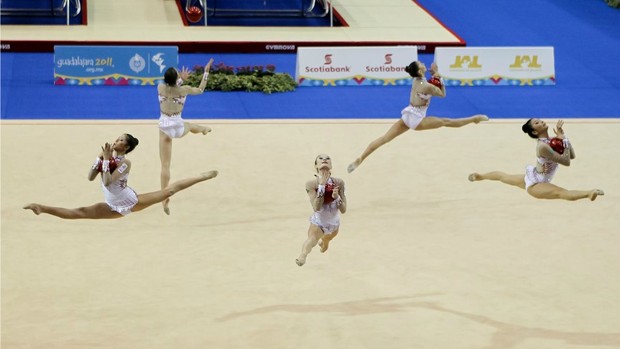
[434,47,555,86]
[296,46,418,87]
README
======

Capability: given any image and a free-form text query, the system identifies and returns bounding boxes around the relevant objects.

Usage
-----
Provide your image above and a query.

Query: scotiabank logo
[308,54,351,72]
[366,53,404,72]
[509,55,541,69]
[450,55,482,69]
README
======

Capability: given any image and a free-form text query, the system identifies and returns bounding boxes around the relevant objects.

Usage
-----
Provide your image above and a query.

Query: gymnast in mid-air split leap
[23,133,218,219]
[468,119,604,201]
[347,60,488,174]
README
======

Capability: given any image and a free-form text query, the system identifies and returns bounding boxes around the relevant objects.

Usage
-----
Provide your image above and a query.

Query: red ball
[549,137,565,154]
[427,76,443,89]
[323,182,336,204]
[96,157,118,173]
[186,6,203,23]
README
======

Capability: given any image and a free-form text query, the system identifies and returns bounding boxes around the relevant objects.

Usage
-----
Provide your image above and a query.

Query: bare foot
[475,115,489,123]
[319,239,329,253]
[589,189,605,201]
[202,126,212,135]
[23,204,42,215]
[347,158,361,173]
[162,198,170,215]
[468,173,481,182]
[295,256,306,267]
[201,170,218,180]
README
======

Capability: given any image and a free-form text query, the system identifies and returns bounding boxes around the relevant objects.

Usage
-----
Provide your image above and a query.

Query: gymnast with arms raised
[158,58,214,215]
[296,154,347,267]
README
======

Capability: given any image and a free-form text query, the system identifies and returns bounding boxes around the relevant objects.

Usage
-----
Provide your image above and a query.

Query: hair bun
[521,123,533,134]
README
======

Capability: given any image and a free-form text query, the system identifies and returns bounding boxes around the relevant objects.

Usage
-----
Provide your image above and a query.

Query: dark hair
[521,118,538,139]
[124,133,140,153]
[405,61,421,78]
[164,67,178,86]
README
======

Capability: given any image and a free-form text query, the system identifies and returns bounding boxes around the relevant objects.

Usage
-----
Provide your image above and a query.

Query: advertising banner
[296,46,418,87]
[54,46,179,86]
[434,47,555,86]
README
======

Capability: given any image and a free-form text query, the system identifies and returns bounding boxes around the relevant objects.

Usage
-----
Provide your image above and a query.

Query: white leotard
[401,104,428,129]
[158,92,187,138]
[402,80,432,129]
[158,94,187,108]
[524,138,563,189]
[309,178,341,234]
[101,156,138,215]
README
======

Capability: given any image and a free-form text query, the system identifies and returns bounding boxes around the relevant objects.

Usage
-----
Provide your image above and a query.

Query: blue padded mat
[2,0,619,120]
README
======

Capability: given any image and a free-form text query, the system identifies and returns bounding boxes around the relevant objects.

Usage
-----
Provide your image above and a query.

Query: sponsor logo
[365,65,405,73]
[324,54,333,65]
[305,65,351,73]
[361,53,405,73]
[449,55,482,69]
[303,54,351,72]
[509,55,542,69]
[265,44,295,51]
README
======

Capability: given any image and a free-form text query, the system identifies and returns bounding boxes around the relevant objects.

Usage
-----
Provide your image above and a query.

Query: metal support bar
[1,0,81,18]
[200,0,330,18]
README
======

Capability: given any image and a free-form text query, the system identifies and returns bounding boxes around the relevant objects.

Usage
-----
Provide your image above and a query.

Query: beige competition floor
[1,118,619,349]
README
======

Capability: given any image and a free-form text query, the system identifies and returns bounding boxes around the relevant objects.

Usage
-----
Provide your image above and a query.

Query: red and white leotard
[158,93,187,138]
[309,178,341,234]
[524,138,568,189]
[101,155,138,216]
[401,85,432,129]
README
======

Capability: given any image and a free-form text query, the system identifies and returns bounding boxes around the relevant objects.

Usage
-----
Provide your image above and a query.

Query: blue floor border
[2,0,619,120]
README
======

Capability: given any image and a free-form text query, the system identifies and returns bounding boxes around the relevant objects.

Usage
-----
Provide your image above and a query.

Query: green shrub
[185,63,297,94]
[605,0,620,8]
